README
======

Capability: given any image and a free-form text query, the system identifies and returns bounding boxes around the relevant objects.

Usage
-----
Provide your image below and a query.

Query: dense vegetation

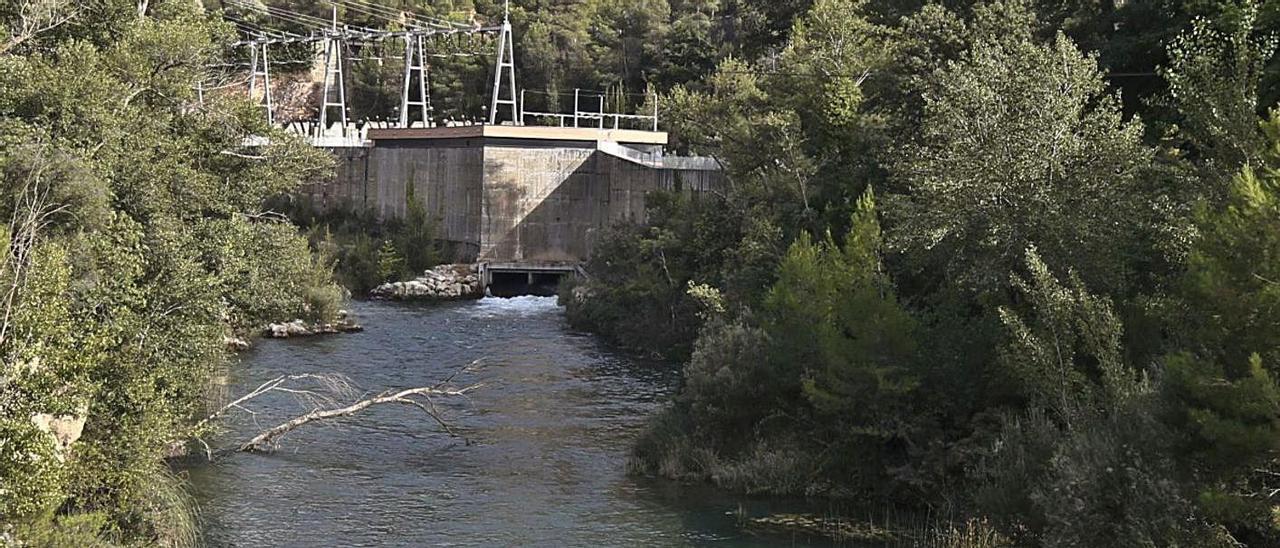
[284,189,444,294]
[228,0,837,122]
[560,0,1280,544]
[0,1,339,544]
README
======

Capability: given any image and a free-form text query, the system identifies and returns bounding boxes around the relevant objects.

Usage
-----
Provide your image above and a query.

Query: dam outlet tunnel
[483,264,577,297]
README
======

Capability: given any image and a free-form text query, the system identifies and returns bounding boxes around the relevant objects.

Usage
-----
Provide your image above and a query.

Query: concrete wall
[299,142,720,263]
[370,145,484,259]
[483,146,598,262]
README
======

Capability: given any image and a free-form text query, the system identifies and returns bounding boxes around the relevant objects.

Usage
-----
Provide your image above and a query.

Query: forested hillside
[224,0,826,121]
[0,1,339,544]
[559,0,1280,545]
[237,0,1280,127]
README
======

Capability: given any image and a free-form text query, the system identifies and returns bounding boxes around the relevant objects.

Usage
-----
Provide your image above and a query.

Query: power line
[224,13,302,39]
[336,0,471,30]
[225,0,331,32]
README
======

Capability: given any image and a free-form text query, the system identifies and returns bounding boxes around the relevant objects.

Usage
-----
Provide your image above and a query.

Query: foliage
[890,15,1153,298]
[391,182,443,277]
[376,239,407,284]
[0,0,340,543]
[1176,114,1280,369]
[1162,4,1278,187]
[9,0,1280,544]
[288,193,443,294]
[975,251,1187,546]
[995,248,1140,425]
[768,189,917,426]
[629,189,917,495]
[582,0,1280,545]
[1154,111,1280,541]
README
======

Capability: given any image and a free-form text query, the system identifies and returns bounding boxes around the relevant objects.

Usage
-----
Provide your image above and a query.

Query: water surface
[189,297,835,546]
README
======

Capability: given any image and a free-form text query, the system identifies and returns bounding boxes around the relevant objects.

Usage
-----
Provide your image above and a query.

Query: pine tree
[1160,110,1280,539]
[802,188,917,421]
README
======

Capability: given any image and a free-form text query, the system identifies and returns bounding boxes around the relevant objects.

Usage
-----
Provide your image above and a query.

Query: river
[187,297,838,547]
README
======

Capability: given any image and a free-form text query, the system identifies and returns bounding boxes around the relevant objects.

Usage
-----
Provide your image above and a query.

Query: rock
[286,319,311,336]
[30,409,88,462]
[224,336,251,351]
[263,315,362,339]
[265,319,315,338]
[369,263,485,302]
[572,285,593,304]
[337,320,364,333]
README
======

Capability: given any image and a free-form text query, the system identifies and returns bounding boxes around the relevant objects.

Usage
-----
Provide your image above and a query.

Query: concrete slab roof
[367,125,670,145]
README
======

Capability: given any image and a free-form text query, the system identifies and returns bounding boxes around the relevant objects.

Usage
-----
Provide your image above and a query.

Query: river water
[188,298,835,547]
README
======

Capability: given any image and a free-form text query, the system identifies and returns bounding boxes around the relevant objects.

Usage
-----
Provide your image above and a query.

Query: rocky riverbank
[371,264,483,301]
[263,310,364,339]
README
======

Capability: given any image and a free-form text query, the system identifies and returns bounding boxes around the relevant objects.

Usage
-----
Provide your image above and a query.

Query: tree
[0,1,341,542]
[791,189,916,420]
[1162,3,1278,190]
[778,0,897,228]
[1177,111,1280,371]
[1157,110,1280,542]
[995,248,1139,426]
[891,11,1154,299]
[762,189,917,487]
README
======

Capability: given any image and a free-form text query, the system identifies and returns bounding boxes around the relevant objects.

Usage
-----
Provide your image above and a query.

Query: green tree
[0,1,341,542]
[1163,3,1278,189]
[762,189,917,487]
[1175,112,1280,370]
[1158,111,1280,541]
[391,181,442,275]
[995,248,1140,426]
[891,12,1154,298]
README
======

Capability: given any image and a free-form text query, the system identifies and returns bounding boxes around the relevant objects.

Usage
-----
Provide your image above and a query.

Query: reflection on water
[187,298,835,547]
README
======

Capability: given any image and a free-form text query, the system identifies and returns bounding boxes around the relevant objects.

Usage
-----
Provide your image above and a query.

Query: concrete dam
[297,124,722,292]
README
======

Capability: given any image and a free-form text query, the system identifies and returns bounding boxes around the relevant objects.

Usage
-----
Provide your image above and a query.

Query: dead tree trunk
[238,384,480,452]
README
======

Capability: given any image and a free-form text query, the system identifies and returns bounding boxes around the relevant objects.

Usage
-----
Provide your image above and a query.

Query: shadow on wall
[481,151,701,263]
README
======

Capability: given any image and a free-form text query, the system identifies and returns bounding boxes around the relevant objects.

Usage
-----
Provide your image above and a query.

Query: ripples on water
[188,298,835,547]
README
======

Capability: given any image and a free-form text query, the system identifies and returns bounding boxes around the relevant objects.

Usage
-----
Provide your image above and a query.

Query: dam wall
[298,126,721,263]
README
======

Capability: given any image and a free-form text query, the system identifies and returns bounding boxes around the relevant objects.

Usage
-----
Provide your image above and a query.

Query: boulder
[224,336,251,351]
[30,409,88,462]
[369,263,485,301]
[264,315,362,339]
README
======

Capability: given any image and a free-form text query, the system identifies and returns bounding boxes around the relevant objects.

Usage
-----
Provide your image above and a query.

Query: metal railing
[519,89,658,131]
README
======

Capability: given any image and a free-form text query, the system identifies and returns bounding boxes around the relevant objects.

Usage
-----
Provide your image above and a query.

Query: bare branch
[1,0,79,55]
[189,362,484,455]
[191,373,356,435]
[219,150,269,161]
[238,383,482,452]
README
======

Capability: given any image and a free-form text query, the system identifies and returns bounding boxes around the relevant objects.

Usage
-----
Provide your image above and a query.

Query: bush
[1035,405,1195,547]
[291,202,443,295]
[712,439,822,495]
[679,320,774,436]
[628,406,721,481]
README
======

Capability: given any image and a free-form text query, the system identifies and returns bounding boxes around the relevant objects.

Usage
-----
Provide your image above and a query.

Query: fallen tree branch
[192,373,352,435]
[190,361,484,456]
[238,383,481,452]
